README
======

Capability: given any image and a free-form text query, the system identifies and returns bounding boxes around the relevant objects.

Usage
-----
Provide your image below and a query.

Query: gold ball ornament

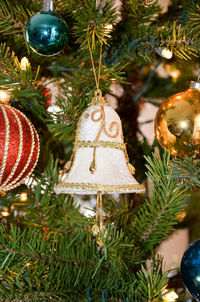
[155,82,200,157]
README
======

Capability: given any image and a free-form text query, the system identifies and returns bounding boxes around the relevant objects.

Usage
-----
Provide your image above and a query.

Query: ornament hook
[91,89,106,105]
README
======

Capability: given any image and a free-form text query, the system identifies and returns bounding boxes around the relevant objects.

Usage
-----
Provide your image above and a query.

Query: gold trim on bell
[75,140,126,150]
[56,182,145,193]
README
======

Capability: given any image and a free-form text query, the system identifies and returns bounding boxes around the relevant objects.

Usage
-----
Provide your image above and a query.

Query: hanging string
[87,30,103,90]
[87,29,104,245]
[88,39,98,89]
[97,41,103,89]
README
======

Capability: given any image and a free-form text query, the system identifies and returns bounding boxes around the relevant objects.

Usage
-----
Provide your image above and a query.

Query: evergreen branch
[0,0,30,37]
[170,156,200,188]
[72,0,118,46]
[133,256,168,301]
[186,1,200,39]
[0,223,146,301]
[0,42,40,86]
[127,0,161,25]
[132,151,189,254]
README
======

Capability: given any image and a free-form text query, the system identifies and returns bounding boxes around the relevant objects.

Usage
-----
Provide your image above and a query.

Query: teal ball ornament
[25,12,68,56]
[181,239,200,300]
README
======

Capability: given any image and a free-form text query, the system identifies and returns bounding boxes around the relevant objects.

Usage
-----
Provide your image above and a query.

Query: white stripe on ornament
[7,109,35,189]
[0,105,10,184]
[1,107,23,188]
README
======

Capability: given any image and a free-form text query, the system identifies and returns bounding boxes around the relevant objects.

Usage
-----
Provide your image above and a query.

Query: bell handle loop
[95,89,102,98]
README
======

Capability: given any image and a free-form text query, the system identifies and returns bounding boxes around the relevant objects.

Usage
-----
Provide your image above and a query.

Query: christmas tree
[0,0,199,301]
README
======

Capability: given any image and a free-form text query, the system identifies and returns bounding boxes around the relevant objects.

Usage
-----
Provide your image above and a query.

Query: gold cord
[75,140,126,150]
[88,40,98,89]
[87,29,103,90]
[97,41,103,89]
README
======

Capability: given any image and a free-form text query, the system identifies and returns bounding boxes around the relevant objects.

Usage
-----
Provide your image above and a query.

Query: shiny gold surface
[155,88,200,158]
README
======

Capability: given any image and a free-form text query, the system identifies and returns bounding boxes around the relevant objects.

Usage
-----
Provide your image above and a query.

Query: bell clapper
[89,147,96,174]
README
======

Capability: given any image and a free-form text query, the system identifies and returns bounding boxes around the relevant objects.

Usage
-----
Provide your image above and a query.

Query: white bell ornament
[55,90,145,195]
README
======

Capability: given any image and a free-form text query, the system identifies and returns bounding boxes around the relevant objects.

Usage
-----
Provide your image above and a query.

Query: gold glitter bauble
[155,82,200,158]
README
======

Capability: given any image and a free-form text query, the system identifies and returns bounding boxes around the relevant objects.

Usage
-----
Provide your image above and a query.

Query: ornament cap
[91,89,106,105]
[41,0,55,12]
[190,81,200,91]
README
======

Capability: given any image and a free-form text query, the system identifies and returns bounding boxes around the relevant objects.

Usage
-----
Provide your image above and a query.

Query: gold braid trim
[75,140,126,150]
[56,182,145,193]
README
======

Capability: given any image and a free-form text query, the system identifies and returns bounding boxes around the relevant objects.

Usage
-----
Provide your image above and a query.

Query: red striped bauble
[0,103,40,196]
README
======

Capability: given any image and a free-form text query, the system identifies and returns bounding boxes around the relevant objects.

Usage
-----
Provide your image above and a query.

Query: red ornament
[42,87,52,107]
[0,103,40,196]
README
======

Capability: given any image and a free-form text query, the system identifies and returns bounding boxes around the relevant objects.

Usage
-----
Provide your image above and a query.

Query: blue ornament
[181,239,200,300]
[25,11,68,56]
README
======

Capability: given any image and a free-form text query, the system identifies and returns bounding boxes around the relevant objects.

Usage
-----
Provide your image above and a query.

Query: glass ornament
[25,1,68,56]
[181,239,200,300]
[0,96,40,196]
[155,82,200,158]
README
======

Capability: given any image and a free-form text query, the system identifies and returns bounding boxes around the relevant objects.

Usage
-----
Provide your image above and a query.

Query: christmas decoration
[0,92,40,196]
[55,89,145,242]
[20,192,28,202]
[55,36,145,245]
[20,57,30,71]
[162,289,178,301]
[155,47,173,59]
[181,239,200,300]
[25,0,68,56]
[42,87,52,106]
[55,89,144,195]
[39,77,64,107]
[155,81,200,157]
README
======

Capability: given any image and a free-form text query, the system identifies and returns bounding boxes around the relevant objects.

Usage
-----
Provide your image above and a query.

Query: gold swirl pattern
[91,109,103,122]
[105,121,119,138]
[87,105,120,173]
[91,106,120,140]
